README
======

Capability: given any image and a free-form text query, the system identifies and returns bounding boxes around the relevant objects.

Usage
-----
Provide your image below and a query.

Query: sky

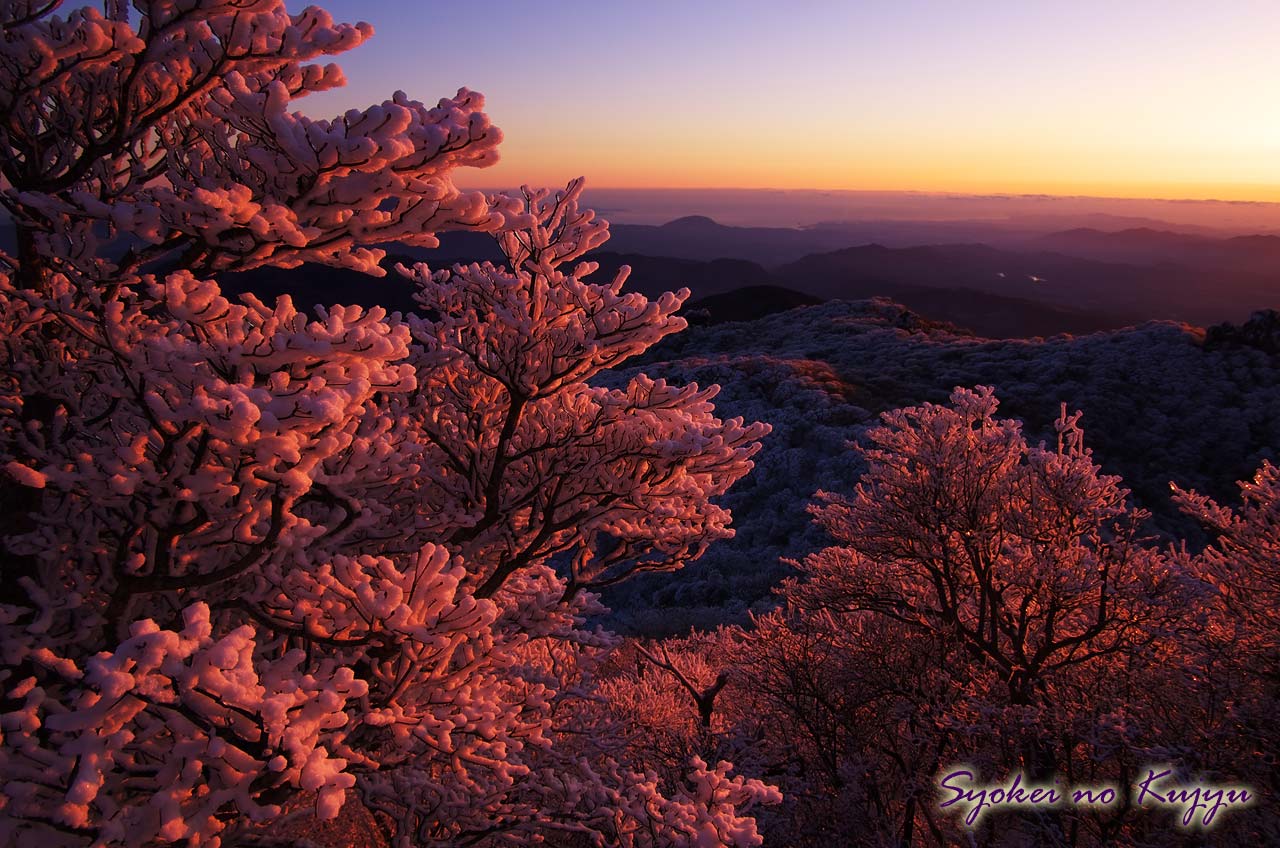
[295,0,1280,201]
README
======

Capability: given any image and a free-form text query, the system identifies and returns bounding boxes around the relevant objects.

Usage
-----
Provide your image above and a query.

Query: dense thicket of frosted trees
[601,389,1279,846]
[2,3,1278,847]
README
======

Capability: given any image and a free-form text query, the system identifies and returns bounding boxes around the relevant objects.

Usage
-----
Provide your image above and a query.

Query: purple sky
[295,1,1280,200]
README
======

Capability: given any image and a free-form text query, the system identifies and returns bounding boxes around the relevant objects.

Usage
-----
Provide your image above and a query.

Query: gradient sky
[295,0,1280,200]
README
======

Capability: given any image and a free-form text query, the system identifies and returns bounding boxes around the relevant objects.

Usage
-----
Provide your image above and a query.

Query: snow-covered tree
[728,387,1197,846]
[0,3,774,845]
[1174,460,1280,666]
[0,0,516,288]
[400,184,767,602]
[792,387,1182,716]
[1174,463,1280,836]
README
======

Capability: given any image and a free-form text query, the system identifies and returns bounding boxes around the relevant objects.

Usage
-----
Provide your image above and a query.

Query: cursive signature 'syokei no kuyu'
[938,767,1254,828]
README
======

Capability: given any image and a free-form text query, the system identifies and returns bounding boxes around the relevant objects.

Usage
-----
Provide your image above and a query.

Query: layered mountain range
[194,215,1280,338]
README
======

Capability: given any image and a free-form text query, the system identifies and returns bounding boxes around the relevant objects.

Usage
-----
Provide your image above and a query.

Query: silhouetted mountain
[602,216,1068,265]
[378,232,777,302]
[295,249,1144,339]
[217,250,775,319]
[837,284,1128,338]
[664,215,720,228]
[1012,213,1229,236]
[773,242,1279,328]
[585,252,772,300]
[683,285,823,324]
[604,219,858,266]
[595,214,1247,267]
[1035,227,1280,274]
[18,210,1278,339]
[211,243,1222,340]
[574,187,1280,233]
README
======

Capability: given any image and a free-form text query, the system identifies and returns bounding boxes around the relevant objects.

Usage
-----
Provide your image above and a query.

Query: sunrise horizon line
[456,182,1280,207]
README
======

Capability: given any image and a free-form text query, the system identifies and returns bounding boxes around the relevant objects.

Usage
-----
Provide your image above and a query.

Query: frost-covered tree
[1174,463,1280,835]
[793,387,1182,716]
[1174,460,1280,668]
[400,185,766,602]
[0,3,775,845]
[0,0,514,287]
[729,387,1197,846]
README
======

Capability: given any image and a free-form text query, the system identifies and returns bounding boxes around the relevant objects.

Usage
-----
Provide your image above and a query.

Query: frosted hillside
[603,299,1280,634]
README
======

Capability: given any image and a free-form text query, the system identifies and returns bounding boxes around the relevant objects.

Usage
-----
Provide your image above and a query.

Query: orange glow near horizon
[456,80,1280,202]
[458,143,1280,205]
[304,1,1280,206]
[456,141,1280,204]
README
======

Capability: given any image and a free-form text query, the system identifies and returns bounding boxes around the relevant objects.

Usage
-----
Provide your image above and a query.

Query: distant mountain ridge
[1034,226,1280,274]
[10,211,1278,339]
[217,228,1280,338]
[602,218,855,266]
[215,246,1151,338]
[609,213,1279,264]
[771,241,1279,329]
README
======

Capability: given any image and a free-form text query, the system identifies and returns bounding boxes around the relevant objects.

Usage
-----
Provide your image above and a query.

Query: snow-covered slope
[604,299,1280,634]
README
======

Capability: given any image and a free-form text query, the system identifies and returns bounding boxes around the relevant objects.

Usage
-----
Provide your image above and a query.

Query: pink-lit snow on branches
[794,386,1183,702]
[0,3,774,845]
[1,0,516,282]
[401,180,769,600]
